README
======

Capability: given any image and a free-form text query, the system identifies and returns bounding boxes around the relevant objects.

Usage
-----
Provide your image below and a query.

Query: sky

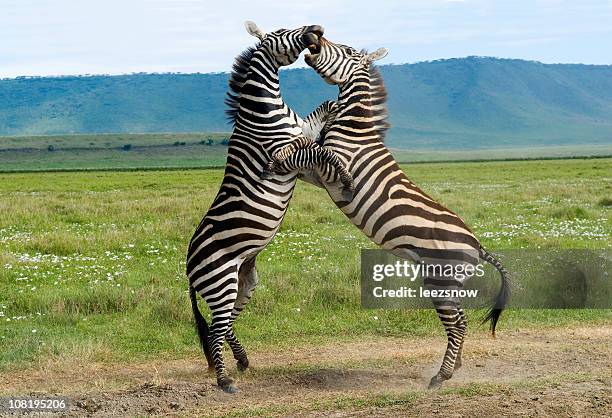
[2,0,612,78]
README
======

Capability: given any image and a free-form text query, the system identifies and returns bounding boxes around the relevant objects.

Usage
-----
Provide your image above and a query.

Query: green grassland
[2,133,612,172]
[0,133,231,150]
[0,158,611,372]
[391,143,612,163]
[0,133,231,171]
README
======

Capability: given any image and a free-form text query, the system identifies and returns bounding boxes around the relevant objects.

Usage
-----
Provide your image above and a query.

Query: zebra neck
[332,67,389,143]
[238,50,286,124]
[248,50,282,84]
[333,72,376,136]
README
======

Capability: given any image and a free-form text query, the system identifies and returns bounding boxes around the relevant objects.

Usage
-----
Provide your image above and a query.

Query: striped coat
[276,37,510,389]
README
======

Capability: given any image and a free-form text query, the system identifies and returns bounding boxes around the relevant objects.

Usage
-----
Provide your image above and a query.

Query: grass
[214,374,602,417]
[2,133,612,172]
[217,392,422,418]
[0,133,230,171]
[391,144,612,163]
[0,133,231,150]
[0,158,611,372]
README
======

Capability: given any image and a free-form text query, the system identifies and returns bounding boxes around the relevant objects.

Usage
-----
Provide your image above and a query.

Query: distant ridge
[1,57,611,150]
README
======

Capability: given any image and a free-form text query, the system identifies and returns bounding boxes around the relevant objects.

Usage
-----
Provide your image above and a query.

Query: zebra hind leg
[226,259,259,372]
[209,318,237,393]
[197,269,239,393]
[226,328,249,371]
[454,305,467,370]
[428,300,466,390]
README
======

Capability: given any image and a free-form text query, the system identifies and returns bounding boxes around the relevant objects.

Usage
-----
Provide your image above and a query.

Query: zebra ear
[245,21,266,40]
[367,48,389,62]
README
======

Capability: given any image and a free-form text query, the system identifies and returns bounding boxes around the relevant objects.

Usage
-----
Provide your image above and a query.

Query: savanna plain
[0,157,611,416]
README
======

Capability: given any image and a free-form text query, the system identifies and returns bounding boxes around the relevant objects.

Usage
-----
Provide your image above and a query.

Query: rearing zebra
[269,37,511,389]
[187,22,346,393]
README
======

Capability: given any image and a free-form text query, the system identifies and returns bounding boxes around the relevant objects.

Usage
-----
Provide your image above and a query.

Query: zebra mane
[367,63,391,142]
[224,44,259,125]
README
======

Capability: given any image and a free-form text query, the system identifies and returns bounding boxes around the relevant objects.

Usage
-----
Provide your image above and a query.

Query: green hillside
[381,58,612,149]
[1,57,612,150]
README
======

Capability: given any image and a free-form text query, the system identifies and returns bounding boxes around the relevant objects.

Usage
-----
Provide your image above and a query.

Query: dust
[1,326,610,417]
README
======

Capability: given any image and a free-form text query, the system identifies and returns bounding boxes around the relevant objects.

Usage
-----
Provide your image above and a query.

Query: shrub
[551,206,591,220]
[47,144,55,152]
[598,197,612,207]
[122,144,132,151]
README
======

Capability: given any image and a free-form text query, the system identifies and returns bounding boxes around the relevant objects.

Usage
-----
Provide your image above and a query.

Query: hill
[1,57,612,150]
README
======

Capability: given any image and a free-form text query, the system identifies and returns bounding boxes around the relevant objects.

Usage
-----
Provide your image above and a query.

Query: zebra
[261,100,344,183]
[267,36,511,389]
[187,22,352,394]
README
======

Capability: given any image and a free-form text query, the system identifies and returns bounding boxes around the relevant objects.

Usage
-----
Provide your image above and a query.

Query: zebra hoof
[222,384,238,394]
[218,377,238,394]
[236,357,249,372]
[428,375,445,390]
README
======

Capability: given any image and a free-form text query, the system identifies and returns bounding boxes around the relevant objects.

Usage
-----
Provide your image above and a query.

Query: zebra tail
[189,285,213,367]
[479,246,510,337]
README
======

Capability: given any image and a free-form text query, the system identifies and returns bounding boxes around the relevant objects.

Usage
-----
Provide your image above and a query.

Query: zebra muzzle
[302,33,321,54]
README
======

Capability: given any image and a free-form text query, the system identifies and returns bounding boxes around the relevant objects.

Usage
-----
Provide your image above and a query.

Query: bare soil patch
[1,326,610,417]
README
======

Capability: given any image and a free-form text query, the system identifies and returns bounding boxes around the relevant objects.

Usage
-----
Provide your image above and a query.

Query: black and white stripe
[301,100,339,143]
[284,37,511,389]
[262,99,354,197]
[187,22,334,393]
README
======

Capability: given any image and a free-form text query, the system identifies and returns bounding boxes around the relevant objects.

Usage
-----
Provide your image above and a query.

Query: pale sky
[2,0,611,78]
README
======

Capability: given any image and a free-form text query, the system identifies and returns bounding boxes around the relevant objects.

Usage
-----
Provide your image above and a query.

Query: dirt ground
[1,326,610,417]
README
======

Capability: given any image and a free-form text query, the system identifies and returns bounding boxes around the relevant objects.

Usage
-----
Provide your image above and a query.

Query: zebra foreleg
[261,136,314,179]
[428,299,466,390]
[270,147,355,201]
[263,100,337,179]
[225,259,259,372]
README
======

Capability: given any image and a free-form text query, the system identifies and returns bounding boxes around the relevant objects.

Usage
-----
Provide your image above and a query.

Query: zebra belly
[315,146,480,256]
[187,178,296,285]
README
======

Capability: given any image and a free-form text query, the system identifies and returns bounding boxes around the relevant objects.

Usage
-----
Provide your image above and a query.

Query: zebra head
[305,37,388,84]
[245,21,324,67]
